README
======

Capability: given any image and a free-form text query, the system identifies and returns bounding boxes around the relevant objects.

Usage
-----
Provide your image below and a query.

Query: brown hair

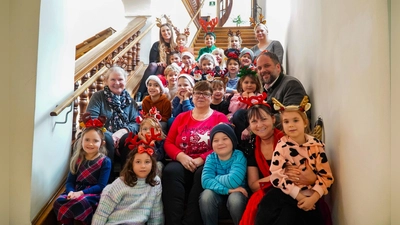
[210,80,226,90]
[247,104,274,122]
[280,107,310,134]
[120,146,159,187]
[236,74,263,94]
[194,80,213,94]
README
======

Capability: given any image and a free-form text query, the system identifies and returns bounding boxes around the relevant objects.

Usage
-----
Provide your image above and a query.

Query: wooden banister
[51,20,154,117]
[75,17,146,82]
[75,27,116,60]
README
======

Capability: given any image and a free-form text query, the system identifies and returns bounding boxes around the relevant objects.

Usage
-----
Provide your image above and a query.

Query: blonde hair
[159,24,177,64]
[70,127,107,174]
[212,48,226,69]
[164,63,182,76]
[140,118,166,139]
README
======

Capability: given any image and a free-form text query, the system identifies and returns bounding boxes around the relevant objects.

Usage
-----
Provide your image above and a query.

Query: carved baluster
[136,41,141,66]
[131,39,137,71]
[126,38,133,72]
[72,81,79,141]
[79,73,90,122]
[112,49,118,58]
[88,67,97,99]
[96,74,105,91]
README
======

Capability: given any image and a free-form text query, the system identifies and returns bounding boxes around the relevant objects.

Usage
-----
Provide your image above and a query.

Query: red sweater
[142,94,172,122]
[165,110,229,161]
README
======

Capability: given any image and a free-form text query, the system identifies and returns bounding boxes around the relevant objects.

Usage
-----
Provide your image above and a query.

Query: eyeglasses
[193,91,212,98]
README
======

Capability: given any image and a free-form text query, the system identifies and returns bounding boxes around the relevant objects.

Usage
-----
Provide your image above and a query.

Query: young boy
[199,123,248,225]
[142,75,172,133]
[239,48,255,68]
[196,32,217,61]
[210,79,230,115]
[164,63,181,101]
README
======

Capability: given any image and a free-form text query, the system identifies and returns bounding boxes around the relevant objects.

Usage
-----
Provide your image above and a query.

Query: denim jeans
[199,189,248,225]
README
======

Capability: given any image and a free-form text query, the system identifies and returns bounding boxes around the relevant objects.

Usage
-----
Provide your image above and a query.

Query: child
[181,51,197,75]
[171,74,195,118]
[212,48,226,70]
[194,53,222,82]
[168,51,181,65]
[239,48,255,68]
[142,75,172,133]
[200,123,248,225]
[164,63,181,101]
[228,29,242,50]
[197,17,218,60]
[210,79,230,115]
[92,144,163,225]
[224,48,241,94]
[228,66,263,120]
[53,113,111,225]
[255,96,334,225]
[174,27,190,52]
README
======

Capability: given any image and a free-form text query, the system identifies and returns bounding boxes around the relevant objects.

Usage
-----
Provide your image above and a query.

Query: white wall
[0,0,10,224]
[29,0,77,220]
[281,0,391,224]
[391,0,400,224]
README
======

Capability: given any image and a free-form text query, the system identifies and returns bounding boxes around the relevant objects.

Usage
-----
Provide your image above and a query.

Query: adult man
[256,51,310,123]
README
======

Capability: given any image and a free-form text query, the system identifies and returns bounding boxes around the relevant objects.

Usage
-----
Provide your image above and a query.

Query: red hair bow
[238,92,271,109]
[227,52,238,59]
[138,145,154,156]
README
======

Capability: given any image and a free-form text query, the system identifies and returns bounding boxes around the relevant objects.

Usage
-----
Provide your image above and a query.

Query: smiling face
[240,54,252,66]
[241,76,257,93]
[182,55,193,67]
[140,120,161,137]
[254,24,268,41]
[82,129,103,158]
[211,85,225,101]
[169,53,181,64]
[177,77,193,96]
[132,152,153,178]
[229,36,241,49]
[106,71,126,95]
[204,35,215,47]
[281,111,308,144]
[212,132,233,159]
[212,52,223,64]
[147,79,162,97]
[166,71,178,87]
[160,25,172,42]
[201,59,215,72]
[256,54,281,85]
[249,109,275,139]
[176,34,187,47]
[227,60,239,75]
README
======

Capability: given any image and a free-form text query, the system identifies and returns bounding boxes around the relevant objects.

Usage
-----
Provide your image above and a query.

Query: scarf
[240,128,284,225]
[103,86,132,133]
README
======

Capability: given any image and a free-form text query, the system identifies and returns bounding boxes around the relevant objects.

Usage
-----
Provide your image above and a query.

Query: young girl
[255,96,334,225]
[228,66,263,120]
[164,63,181,101]
[92,145,163,225]
[200,123,248,225]
[53,114,111,225]
[227,29,242,50]
[224,48,241,94]
[194,53,222,82]
[212,48,226,71]
[168,51,181,65]
[142,75,172,133]
[174,27,190,52]
[239,48,255,68]
[210,79,230,115]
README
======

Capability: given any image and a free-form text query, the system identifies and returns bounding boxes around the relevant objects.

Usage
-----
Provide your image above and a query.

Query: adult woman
[86,66,139,171]
[250,23,284,64]
[240,104,316,225]
[136,22,177,101]
[162,81,229,225]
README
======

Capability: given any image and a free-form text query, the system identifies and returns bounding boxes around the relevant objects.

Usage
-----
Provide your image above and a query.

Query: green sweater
[196,45,217,61]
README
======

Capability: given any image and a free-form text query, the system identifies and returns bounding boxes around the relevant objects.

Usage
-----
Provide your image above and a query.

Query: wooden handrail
[186,0,206,28]
[75,27,116,60]
[74,17,146,82]
[50,21,154,117]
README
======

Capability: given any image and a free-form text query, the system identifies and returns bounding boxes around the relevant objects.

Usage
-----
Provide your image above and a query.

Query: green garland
[237,66,257,78]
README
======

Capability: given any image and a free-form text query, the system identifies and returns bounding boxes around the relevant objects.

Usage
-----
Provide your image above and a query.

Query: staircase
[192,26,257,58]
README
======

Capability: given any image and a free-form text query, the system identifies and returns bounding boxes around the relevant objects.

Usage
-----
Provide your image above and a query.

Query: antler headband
[124,128,163,155]
[174,27,190,37]
[199,17,219,33]
[227,29,241,37]
[272,96,311,113]
[135,107,162,124]
[249,13,267,28]
[156,14,174,28]
[105,55,128,69]
[79,112,107,132]
[238,92,271,109]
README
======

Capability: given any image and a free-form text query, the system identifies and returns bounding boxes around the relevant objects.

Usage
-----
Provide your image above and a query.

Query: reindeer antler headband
[124,128,163,155]
[79,112,107,132]
[238,92,270,109]
[156,14,174,28]
[174,27,190,37]
[249,13,267,28]
[199,17,219,39]
[105,55,128,69]
[272,96,311,113]
[135,107,162,124]
[227,29,241,37]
